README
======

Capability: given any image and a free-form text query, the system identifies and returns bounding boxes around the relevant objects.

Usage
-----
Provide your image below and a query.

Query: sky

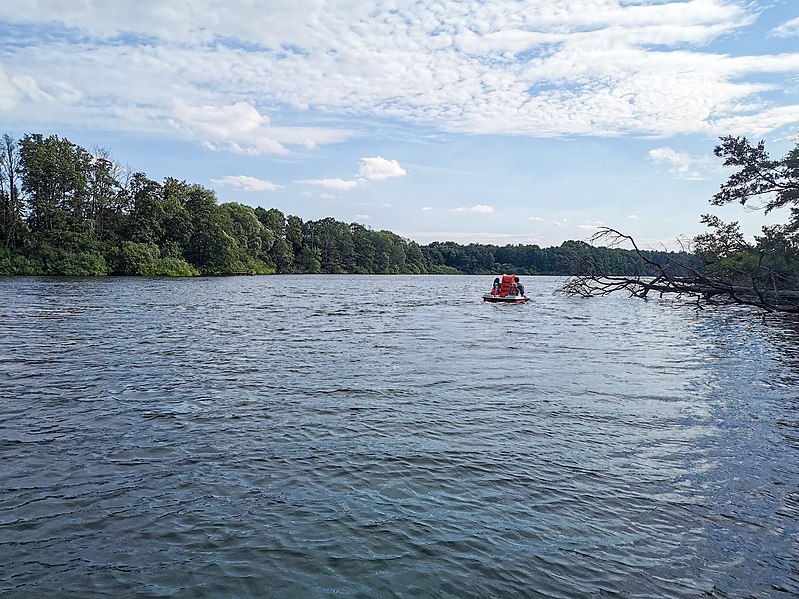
[1,0,798,250]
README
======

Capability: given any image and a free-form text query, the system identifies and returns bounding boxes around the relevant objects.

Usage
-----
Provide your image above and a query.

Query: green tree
[256,207,287,238]
[16,134,119,274]
[127,173,165,245]
[297,245,321,273]
[181,182,237,274]
[308,217,355,273]
[19,133,90,236]
[85,147,129,242]
[351,223,376,273]
[221,203,266,257]
[286,214,304,260]
[405,241,427,274]
[269,237,294,272]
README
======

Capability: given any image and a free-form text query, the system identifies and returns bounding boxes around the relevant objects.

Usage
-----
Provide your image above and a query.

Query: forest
[0,132,691,278]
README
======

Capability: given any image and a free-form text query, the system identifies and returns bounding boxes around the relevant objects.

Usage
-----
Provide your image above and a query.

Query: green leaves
[712,135,799,214]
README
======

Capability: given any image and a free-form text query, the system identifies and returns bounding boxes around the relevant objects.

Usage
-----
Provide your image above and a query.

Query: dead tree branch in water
[560,227,799,313]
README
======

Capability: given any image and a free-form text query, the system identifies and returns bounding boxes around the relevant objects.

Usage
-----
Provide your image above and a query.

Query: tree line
[0,132,693,278]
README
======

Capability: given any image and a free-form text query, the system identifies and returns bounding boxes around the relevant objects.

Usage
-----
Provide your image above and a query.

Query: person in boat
[514,276,525,296]
[491,277,501,295]
[508,282,519,296]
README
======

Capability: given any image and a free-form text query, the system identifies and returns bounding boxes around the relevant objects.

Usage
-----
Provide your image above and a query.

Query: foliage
[0,245,12,275]
[0,130,700,279]
[109,241,200,276]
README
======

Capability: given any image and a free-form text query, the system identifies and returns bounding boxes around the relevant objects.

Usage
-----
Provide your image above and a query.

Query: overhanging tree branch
[560,227,799,313]
[562,137,799,314]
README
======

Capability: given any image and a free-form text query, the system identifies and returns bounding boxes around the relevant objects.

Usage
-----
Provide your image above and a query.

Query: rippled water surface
[1,275,798,598]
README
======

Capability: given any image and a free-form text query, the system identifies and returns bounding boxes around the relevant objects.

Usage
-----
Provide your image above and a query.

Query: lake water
[1,275,798,598]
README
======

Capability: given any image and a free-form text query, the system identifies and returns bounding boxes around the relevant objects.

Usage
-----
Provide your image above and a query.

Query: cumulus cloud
[172,100,289,154]
[297,178,358,190]
[647,146,712,179]
[210,175,283,192]
[357,156,407,181]
[648,147,693,173]
[298,156,406,191]
[452,204,494,214]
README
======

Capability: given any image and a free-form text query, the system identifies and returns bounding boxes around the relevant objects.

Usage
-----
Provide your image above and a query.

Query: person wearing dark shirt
[514,276,525,296]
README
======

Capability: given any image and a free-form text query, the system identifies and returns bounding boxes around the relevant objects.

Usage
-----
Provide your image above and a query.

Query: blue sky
[1,0,798,250]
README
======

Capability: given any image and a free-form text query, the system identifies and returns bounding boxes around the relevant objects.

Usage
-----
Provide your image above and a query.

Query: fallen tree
[561,136,799,313]
[561,227,799,313]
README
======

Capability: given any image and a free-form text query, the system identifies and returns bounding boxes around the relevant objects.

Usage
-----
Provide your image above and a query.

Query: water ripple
[1,276,798,598]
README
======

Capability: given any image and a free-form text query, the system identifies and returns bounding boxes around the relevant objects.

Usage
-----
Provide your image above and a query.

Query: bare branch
[561,226,799,313]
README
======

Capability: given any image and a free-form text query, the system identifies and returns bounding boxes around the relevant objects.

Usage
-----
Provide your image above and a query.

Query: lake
[1,275,797,598]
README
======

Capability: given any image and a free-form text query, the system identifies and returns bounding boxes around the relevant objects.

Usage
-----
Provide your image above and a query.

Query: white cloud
[528,216,545,221]
[297,177,358,190]
[0,67,19,110]
[164,100,356,153]
[297,157,406,192]
[357,156,407,181]
[629,214,639,219]
[452,204,494,214]
[647,146,713,179]
[211,175,283,192]
[7,73,82,107]
[422,206,433,211]
[353,214,371,220]
[648,147,693,173]
[172,100,289,154]
[711,105,799,137]
[10,75,51,103]
[770,17,799,38]
[1,0,795,142]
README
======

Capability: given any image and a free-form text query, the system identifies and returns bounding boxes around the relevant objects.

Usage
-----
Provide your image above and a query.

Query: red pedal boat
[483,274,529,303]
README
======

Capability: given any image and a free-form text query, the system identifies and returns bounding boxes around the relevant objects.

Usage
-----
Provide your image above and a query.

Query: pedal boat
[483,274,529,304]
